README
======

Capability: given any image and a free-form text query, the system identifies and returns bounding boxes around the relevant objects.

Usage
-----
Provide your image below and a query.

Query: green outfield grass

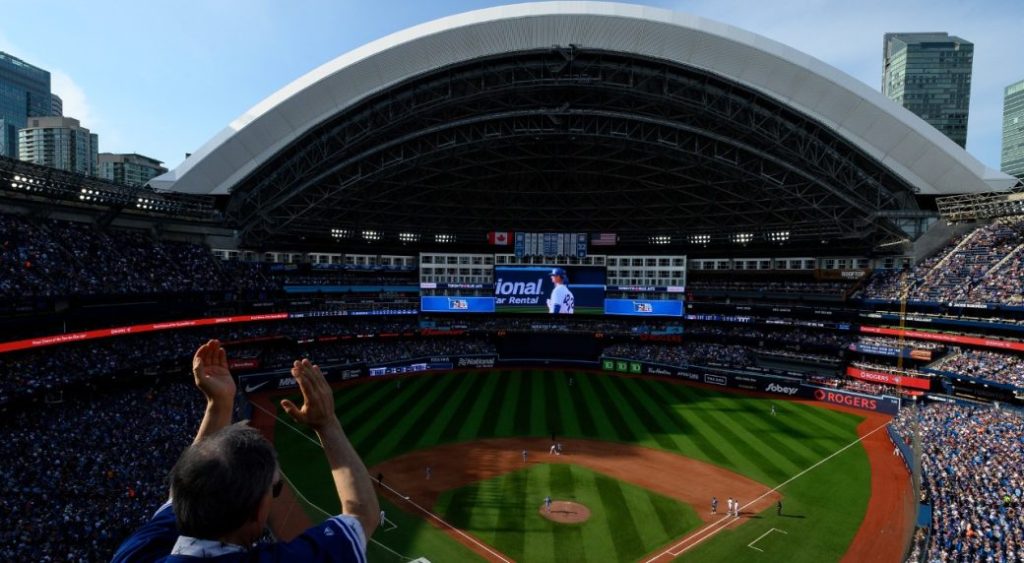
[435,463,702,562]
[273,370,871,562]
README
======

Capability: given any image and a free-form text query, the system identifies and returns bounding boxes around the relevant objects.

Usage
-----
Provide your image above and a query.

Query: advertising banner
[806,387,900,414]
[846,366,932,390]
[419,296,496,313]
[603,299,684,317]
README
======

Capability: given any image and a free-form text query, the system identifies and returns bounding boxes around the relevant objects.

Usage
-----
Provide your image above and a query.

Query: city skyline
[0,0,1021,175]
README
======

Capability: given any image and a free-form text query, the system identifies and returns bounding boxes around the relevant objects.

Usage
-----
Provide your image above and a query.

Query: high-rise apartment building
[98,153,167,187]
[18,116,98,176]
[50,93,62,117]
[1002,79,1024,181]
[0,51,51,158]
[882,33,974,148]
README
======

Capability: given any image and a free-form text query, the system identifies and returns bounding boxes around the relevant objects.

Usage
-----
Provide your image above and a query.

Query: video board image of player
[494,266,605,314]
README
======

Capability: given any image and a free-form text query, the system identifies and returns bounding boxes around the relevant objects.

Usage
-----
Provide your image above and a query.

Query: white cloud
[50,70,98,128]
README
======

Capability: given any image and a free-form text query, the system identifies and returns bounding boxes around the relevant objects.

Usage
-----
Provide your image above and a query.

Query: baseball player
[771,403,777,416]
[425,465,432,480]
[777,500,782,516]
[522,449,528,463]
[546,268,575,314]
[544,496,552,513]
[711,496,718,515]
[727,497,734,517]
[734,499,741,518]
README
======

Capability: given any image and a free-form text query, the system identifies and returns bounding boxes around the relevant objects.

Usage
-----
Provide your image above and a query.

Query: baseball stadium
[1,3,1023,562]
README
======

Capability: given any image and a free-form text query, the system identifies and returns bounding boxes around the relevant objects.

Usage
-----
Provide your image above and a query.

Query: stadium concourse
[2,2,1024,561]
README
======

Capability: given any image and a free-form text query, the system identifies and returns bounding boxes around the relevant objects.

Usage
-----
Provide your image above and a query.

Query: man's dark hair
[169,422,277,539]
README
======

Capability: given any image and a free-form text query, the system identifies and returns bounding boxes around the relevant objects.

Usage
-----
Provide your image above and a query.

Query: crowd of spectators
[931,349,1024,389]
[892,402,1023,563]
[306,338,495,365]
[686,324,850,348]
[0,380,205,562]
[602,342,753,368]
[864,217,1024,306]
[0,213,235,298]
[0,318,422,405]
[688,279,854,296]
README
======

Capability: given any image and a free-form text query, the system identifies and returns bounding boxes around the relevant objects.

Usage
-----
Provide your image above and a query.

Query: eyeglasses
[272,479,284,498]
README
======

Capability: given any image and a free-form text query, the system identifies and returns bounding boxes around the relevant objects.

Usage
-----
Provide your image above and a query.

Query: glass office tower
[1002,79,1024,181]
[0,51,51,158]
[882,33,974,148]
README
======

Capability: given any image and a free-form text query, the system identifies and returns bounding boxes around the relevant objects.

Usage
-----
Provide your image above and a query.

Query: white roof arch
[151,1,1016,196]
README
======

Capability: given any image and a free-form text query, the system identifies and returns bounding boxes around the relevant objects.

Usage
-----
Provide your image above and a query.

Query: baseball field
[260,369,909,562]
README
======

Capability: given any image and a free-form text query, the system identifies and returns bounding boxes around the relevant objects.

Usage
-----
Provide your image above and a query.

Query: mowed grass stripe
[346,375,432,446]
[333,376,408,429]
[493,370,522,437]
[604,376,679,450]
[513,370,534,436]
[439,372,490,443]
[457,372,504,442]
[565,371,598,437]
[649,490,694,538]
[576,373,620,440]
[588,374,642,444]
[549,464,584,562]
[364,374,463,463]
[382,374,466,459]
[723,400,813,475]
[492,466,529,558]
[786,401,860,441]
[686,394,790,483]
[529,371,548,437]
[755,402,843,459]
[650,380,732,466]
[620,378,703,454]
[477,371,512,438]
[594,473,645,559]
[416,373,481,449]
[550,371,582,437]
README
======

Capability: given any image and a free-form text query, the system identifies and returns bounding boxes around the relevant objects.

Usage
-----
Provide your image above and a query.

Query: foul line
[645,420,892,562]
[249,400,513,563]
[747,527,787,552]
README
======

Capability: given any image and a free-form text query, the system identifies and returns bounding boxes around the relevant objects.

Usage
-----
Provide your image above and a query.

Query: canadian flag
[487,231,512,245]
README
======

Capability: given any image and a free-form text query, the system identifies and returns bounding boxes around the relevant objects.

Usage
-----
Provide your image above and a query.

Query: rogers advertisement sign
[846,367,931,391]
[813,388,879,411]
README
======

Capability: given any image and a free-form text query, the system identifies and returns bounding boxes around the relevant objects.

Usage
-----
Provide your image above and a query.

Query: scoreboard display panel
[494,266,606,314]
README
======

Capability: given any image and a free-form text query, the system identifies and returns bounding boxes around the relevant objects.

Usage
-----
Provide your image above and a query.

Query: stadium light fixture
[398,232,420,243]
[435,234,456,244]
[689,234,711,246]
[361,230,381,241]
[330,228,351,239]
[768,230,790,243]
[732,232,754,245]
[649,235,672,245]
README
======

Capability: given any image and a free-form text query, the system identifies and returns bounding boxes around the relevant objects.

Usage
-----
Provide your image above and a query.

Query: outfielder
[546,268,575,314]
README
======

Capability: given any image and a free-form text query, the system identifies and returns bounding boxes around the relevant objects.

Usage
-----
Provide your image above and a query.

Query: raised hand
[280,359,338,432]
[192,339,236,405]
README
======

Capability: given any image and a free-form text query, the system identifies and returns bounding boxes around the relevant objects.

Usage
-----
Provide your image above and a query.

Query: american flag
[590,233,617,246]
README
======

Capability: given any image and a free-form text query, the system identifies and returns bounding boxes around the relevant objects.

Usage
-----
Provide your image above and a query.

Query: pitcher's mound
[540,501,591,524]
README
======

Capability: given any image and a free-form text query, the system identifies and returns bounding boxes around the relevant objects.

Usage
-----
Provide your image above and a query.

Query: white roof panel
[154,2,1016,196]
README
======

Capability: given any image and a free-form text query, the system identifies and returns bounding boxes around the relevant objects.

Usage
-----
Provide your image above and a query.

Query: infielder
[544,496,552,513]
[727,497,734,517]
[711,496,718,514]
[522,449,528,463]
[546,268,575,314]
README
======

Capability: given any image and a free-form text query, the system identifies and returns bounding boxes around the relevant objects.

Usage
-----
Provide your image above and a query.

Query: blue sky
[1,0,1021,173]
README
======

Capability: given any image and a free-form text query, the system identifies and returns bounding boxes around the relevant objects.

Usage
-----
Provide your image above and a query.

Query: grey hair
[169,422,277,539]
